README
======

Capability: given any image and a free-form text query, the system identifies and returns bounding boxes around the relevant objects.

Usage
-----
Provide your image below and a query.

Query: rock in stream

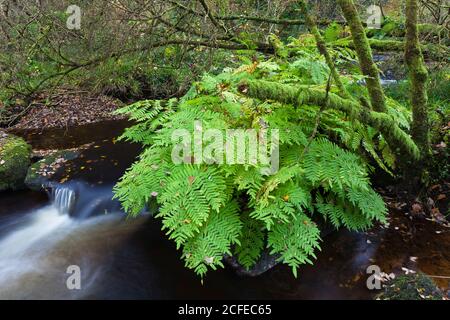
[0,131,32,191]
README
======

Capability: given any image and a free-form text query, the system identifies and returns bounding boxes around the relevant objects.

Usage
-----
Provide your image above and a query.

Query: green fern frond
[315,194,375,231]
[157,165,228,248]
[303,138,370,191]
[234,213,265,270]
[183,201,242,277]
[268,213,321,278]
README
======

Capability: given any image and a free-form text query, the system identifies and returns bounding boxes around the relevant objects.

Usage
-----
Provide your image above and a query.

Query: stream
[0,119,448,300]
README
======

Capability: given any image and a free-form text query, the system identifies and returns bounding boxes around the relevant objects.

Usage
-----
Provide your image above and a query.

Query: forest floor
[1,90,125,130]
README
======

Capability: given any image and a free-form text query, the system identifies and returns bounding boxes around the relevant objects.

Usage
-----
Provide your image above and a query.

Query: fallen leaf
[401,267,416,275]
[204,256,214,264]
[411,203,423,215]
[436,142,447,149]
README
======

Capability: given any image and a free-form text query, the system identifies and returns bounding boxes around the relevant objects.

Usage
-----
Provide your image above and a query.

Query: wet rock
[377,273,444,300]
[224,251,280,277]
[0,131,32,191]
[225,217,335,277]
[25,150,79,191]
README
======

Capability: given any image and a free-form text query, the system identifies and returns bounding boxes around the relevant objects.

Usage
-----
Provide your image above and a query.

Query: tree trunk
[405,0,430,161]
[337,0,387,113]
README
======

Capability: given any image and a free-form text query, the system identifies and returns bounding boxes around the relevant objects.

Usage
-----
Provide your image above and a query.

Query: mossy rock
[377,273,444,300]
[25,150,79,191]
[0,132,32,191]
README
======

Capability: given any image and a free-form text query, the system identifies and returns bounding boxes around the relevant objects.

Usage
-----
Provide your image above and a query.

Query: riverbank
[1,90,125,130]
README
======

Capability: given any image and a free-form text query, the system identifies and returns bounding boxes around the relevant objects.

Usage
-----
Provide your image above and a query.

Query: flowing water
[0,120,448,300]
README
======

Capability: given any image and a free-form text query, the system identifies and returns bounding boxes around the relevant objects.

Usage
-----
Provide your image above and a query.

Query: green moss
[0,132,31,191]
[377,273,444,300]
[299,0,350,99]
[337,0,387,113]
[242,79,420,160]
[405,0,431,160]
[332,38,449,62]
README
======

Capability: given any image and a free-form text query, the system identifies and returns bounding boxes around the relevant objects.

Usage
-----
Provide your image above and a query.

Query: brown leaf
[436,142,447,149]
[188,176,196,185]
[411,203,423,214]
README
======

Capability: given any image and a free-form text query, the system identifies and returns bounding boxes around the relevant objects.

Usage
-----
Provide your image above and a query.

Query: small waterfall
[51,187,76,215]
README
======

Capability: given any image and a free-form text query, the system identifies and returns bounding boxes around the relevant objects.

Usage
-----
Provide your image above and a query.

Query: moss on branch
[337,0,387,113]
[332,38,449,61]
[240,79,420,160]
[405,0,431,160]
[299,0,350,99]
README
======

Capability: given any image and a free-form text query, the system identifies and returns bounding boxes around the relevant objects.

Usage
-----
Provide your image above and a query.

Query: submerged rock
[0,131,32,191]
[25,150,79,191]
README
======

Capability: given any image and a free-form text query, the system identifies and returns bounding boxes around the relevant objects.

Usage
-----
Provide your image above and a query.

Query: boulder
[0,131,31,191]
[25,150,79,191]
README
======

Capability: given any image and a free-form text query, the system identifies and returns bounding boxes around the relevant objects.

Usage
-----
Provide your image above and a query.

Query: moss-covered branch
[239,79,420,160]
[367,23,450,41]
[299,0,350,99]
[333,38,449,61]
[405,0,430,159]
[337,0,387,113]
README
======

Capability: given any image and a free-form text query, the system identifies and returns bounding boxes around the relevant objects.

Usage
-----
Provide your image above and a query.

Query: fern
[157,165,228,248]
[114,40,399,279]
[303,138,370,191]
[234,214,265,270]
[315,194,373,231]
[268,213,321,278]
[183,201,242,277]
[115,99,177,145]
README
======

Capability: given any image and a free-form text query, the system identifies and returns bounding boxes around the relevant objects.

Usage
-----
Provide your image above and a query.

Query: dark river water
[0,120,448,300]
